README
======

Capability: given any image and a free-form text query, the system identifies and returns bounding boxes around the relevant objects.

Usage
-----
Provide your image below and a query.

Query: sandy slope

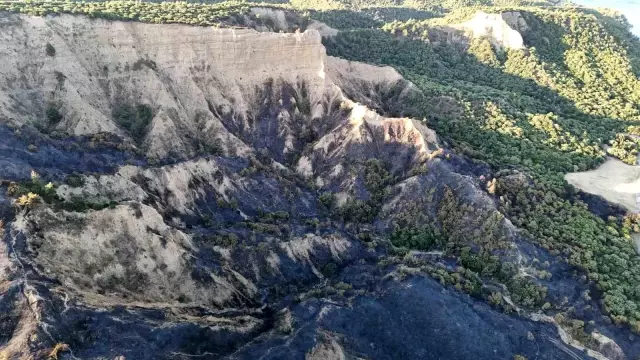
[565,157,640,213]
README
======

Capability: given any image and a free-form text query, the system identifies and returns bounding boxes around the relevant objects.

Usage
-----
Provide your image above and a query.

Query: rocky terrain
[1,3,640,360]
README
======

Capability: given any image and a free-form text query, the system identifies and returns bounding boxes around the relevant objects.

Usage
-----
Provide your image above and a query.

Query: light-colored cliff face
[0,12,435,163]
[327,57,404,87]
[424,11,528,52]
[501,11,529,34]
[21,173,357,308]
[565,157,640,213]
[0,13,338,158]
[0,11,443,308]
[455,11,526,50]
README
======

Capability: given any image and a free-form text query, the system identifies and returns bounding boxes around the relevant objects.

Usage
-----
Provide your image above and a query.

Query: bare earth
[565,157,640,213]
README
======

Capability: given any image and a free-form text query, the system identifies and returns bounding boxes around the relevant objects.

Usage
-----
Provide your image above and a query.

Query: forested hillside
[322,3,640,329]
[2,0,640,359]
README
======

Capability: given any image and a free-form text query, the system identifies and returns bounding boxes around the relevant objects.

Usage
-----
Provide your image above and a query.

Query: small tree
[46,43,56,57]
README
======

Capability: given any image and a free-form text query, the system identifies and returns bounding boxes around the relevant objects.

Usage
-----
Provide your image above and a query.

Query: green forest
[3,0,640,334]
[320,4,640,328]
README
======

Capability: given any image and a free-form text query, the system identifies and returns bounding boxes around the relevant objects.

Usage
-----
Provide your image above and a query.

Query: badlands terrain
[1,1,640,359]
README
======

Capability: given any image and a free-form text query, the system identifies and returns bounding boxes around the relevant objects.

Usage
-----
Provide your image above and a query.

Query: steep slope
[1,3,640,360]
[0,11,576,360]
[0,13,334,160]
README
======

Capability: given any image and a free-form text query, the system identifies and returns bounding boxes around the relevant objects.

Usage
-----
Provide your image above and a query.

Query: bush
[112,103,154,142]
[390,226,444,251]
[46,102,63,124]
[64,174,85,188]
[201,233,239,248]
[16,192,41,208]
[45,42,56,57]
[318,191,335,207]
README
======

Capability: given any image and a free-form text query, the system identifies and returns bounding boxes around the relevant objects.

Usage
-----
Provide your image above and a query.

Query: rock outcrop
[455,11,526,50]
[565,157,640,213]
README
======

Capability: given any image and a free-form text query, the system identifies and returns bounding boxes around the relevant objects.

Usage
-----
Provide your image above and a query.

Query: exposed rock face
[327,57,405,87]
[502,11,530,34]
[250,7,290,31]
[0,13,336,159]
[565,158,640,213]
[305,334,346,360]
[297,103,439,194]
[455,11,526,50]
[307,20,339,38]
[591,332,626,360]
[24,204,211,305]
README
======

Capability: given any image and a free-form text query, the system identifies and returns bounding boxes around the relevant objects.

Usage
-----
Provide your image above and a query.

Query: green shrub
[112,103,153,143]
[64,174,85,188]
[46,102,63,124]
[45,42,55,56]
[390,226,444,251]
[201,233,239,248]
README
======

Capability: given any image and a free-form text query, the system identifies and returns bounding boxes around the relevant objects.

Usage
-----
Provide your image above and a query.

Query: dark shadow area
[519,11,570,69]
[0,125,145,182]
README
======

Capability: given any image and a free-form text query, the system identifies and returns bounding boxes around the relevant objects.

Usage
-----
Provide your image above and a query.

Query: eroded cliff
[0,9,628,360]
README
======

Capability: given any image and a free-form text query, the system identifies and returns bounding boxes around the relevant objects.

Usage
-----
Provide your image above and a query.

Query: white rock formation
[454,11,526,50]
[565,157,640,213]
[0,12,429,164]
[0,13,336,158]
[2,11,443,312]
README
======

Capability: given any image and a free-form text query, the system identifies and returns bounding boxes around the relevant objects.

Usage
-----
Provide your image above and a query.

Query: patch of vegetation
[390,226,444,251]
[54,71,66,89]
[45,42,55,57]
[496,176,640,324]
[132,58,157,71]
[216,198,238,209]
[245,221,286,236]
[199,232,239,248]
[64,174,85,188]
[7,171,116,212]
[0,1,252,27]
[8,171,58,204]
[607,133,640,165]
[337,159,393,222]
[112,103,154,143]
[257,210,290,223]
[199,138,225,156]
[322,4,640,327]
[46,101,63,125]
